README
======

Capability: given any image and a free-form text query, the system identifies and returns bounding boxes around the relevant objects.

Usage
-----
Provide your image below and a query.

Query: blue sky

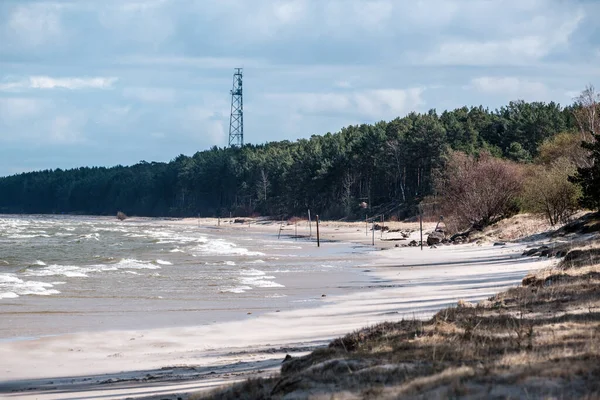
[0,0,599,177]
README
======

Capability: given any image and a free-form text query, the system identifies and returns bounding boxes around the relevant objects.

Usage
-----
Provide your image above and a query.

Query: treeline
[0,100,582,219]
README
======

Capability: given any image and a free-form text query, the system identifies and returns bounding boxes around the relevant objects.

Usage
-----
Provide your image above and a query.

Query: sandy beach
[0,218,559,399]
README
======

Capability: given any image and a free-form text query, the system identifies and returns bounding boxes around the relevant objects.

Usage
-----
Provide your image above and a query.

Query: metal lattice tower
[228,68,243,147]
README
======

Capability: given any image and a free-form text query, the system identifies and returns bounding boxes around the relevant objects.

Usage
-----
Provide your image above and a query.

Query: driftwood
[450,229,472,242]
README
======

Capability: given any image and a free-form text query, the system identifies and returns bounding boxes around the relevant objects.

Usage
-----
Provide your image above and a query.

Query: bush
[116,211,127,221]
[538,132,590,169]
[434,151,523,231]
[521,158,581,225]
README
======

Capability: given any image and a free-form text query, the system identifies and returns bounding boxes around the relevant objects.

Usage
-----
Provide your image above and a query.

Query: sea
[0,215,374,339]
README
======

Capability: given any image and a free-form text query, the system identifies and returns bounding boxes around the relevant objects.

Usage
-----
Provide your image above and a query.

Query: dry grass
[197,244,600,400]
[469,213,554,243]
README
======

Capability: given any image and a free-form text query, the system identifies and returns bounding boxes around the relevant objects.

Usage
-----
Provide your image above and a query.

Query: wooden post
[381,214,384,239]
[371,221,375,246]
[295,222,297,240]
[365,215,368,236]
[218,217,220,227]
[420,205,423,251]
[316,215,320,247]
[308,209,312,239]
[278,219,283,239]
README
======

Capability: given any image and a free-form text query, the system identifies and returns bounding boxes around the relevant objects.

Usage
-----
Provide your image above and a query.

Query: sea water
[0,215,373,338]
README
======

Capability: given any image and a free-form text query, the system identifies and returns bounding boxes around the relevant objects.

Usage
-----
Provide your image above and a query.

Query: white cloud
[334,80,352,89]
[0,76,118,91]
[0,98,45,119]
[270,88,425,120]
[420,9,584,66]
[123,87,176,103]
[470,76,549,99]
[6,4,64,48]
[30,76,118,90]
[98,0,175,45]
[50,116,84,143]
[0,99,86,144]
[117,55,267,69]
[178,105,229,146]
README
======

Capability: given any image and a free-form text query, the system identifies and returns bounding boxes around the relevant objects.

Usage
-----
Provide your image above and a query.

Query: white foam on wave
[221,286,252,294]
[111,258,162,270]
[224,261,236,266]
[25,264,89,278]
[55,232,73,237]
[142,229,208,245]
[265,293,287,298]
[240,268,266,276]
[24,258,161,278]
[7,234,39,239]
[239,269,285,288]
[0,274,60,298]
[34,260,46,266]
[156,259,172,265]
[248,260,265,264]
[241,276,285,288]
[170,248,184,253]
[193,239,265,256]
[73,233,100,241]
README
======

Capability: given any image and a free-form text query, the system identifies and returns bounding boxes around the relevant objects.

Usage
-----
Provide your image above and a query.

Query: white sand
[0,224,558,399]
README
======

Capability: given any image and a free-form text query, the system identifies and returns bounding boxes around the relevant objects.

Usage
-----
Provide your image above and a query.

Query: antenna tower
[228,68,243,147]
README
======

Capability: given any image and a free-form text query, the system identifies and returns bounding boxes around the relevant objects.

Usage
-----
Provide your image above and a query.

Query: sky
[0,0,599,177]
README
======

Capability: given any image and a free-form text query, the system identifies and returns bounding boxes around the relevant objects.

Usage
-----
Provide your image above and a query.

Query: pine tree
[575,132,600,210]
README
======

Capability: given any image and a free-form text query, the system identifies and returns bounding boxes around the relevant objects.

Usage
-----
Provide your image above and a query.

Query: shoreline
[0,215,379,340]
[0,217,559,399]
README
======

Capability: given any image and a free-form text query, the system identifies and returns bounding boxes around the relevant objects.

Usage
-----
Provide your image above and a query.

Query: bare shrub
[573,84,600,143]
[434,151,523,232]
[116,211,127,221]
[521,157,581,226]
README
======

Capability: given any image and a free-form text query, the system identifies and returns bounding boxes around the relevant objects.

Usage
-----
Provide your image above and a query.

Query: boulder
[427,231,445,246]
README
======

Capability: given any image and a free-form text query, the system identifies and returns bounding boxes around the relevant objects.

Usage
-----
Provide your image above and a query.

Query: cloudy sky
[1,0,599,177]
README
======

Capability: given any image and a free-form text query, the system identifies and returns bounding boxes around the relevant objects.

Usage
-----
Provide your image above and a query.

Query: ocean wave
[240,268,266,276]
[25,264,90,278]
[24,258,161,278]
[0,274,61,298]
[72,233,100,241]
[241,276,285,288]
[221,286,252,294]
[192,239,265,256]
[155,259,172,265]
